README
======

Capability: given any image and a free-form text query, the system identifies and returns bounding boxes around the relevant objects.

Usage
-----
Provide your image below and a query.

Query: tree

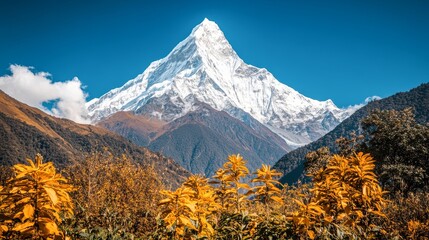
[360,108,429,194]
[305,146,331,176]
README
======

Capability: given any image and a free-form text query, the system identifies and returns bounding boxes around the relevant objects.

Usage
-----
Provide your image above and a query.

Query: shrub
[0,154,74,239]
[63,150,163,238]
[210,154,250,213]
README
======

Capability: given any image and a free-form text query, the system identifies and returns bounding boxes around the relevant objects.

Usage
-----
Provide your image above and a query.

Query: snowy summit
[87,19,358,147]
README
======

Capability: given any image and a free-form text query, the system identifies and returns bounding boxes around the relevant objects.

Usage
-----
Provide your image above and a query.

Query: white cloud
[364,95,382,104]
[0,65,90,124]
[343,95,382,115]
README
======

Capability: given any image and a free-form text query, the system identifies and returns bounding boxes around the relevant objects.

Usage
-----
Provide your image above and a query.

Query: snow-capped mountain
[87,18,358,147]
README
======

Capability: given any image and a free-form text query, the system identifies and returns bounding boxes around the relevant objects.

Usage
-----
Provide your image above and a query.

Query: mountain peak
[87,19,359,147]
[186,18,235,57]
[201,18,216,27]
[191,18,222,37]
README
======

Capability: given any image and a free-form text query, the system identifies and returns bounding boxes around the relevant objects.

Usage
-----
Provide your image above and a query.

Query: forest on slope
[274,83,429,184]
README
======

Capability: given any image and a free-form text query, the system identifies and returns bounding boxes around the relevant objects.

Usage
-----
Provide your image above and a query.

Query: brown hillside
[0,90,189,188]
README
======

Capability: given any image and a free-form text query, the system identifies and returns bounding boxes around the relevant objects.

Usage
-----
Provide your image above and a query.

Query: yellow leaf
[355,210,364,218]
[13,164,30,173]
[0,225,8,232]
[158,198,171,205]
[308,230,315,239]
[12,221,34,232]
[26,159,35,168]
[184,203,196,212]
[293,199,306,208]
[369,210,386,217]
[39,221,59,235]
[43,187,58,205]
[22,204,34,221]
[179,216,195,229]
[236,182,250,189]
[337,213,348,221]
[15,197,31,205]
[270,196,284,203]
[324,216,333,223]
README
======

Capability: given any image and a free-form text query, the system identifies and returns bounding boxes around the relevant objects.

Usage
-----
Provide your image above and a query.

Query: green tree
[360,108,429,194]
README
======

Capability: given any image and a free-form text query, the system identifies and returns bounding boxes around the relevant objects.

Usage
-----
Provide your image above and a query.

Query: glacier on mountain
[87,18,359,147]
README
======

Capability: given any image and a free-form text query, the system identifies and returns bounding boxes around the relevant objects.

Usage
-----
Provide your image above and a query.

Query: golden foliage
[158,175,221,238]
[312,153,387,223]
[407,220,429,240]
[288,152,388,239]
[0,154,74,239]
[251,164,283,207]
[1,149,417,239]
[380,192,429,239]
[183,175,221,237]
[159,186,197,238]
[288,200,324,239]
[64,150,163,237]
[210,154,250,212]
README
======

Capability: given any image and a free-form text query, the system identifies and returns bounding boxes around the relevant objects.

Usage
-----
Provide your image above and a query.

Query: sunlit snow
[86,19,361,147]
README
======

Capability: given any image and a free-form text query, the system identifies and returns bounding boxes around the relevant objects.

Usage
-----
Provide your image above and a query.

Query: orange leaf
[22,204,34,221]
[308,230,315,239]
[39,221,59,235]
[12,221,34,232]
[0,225,8,232]
[43,187,58,205]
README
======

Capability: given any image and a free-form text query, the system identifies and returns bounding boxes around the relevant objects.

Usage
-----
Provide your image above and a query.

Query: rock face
[87,18,358,176]
[0,90,189,188]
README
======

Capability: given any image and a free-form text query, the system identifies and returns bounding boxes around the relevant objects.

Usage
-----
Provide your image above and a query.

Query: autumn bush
[0,154,74,239]
[379,192,429,239]
[299,108,429,239]
[62,150,164,239]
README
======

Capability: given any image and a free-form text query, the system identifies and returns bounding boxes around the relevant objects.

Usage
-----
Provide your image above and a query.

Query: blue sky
[1,0,428,108]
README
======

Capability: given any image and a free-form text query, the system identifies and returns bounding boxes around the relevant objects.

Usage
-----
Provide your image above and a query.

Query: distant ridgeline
[273,83,429,184]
